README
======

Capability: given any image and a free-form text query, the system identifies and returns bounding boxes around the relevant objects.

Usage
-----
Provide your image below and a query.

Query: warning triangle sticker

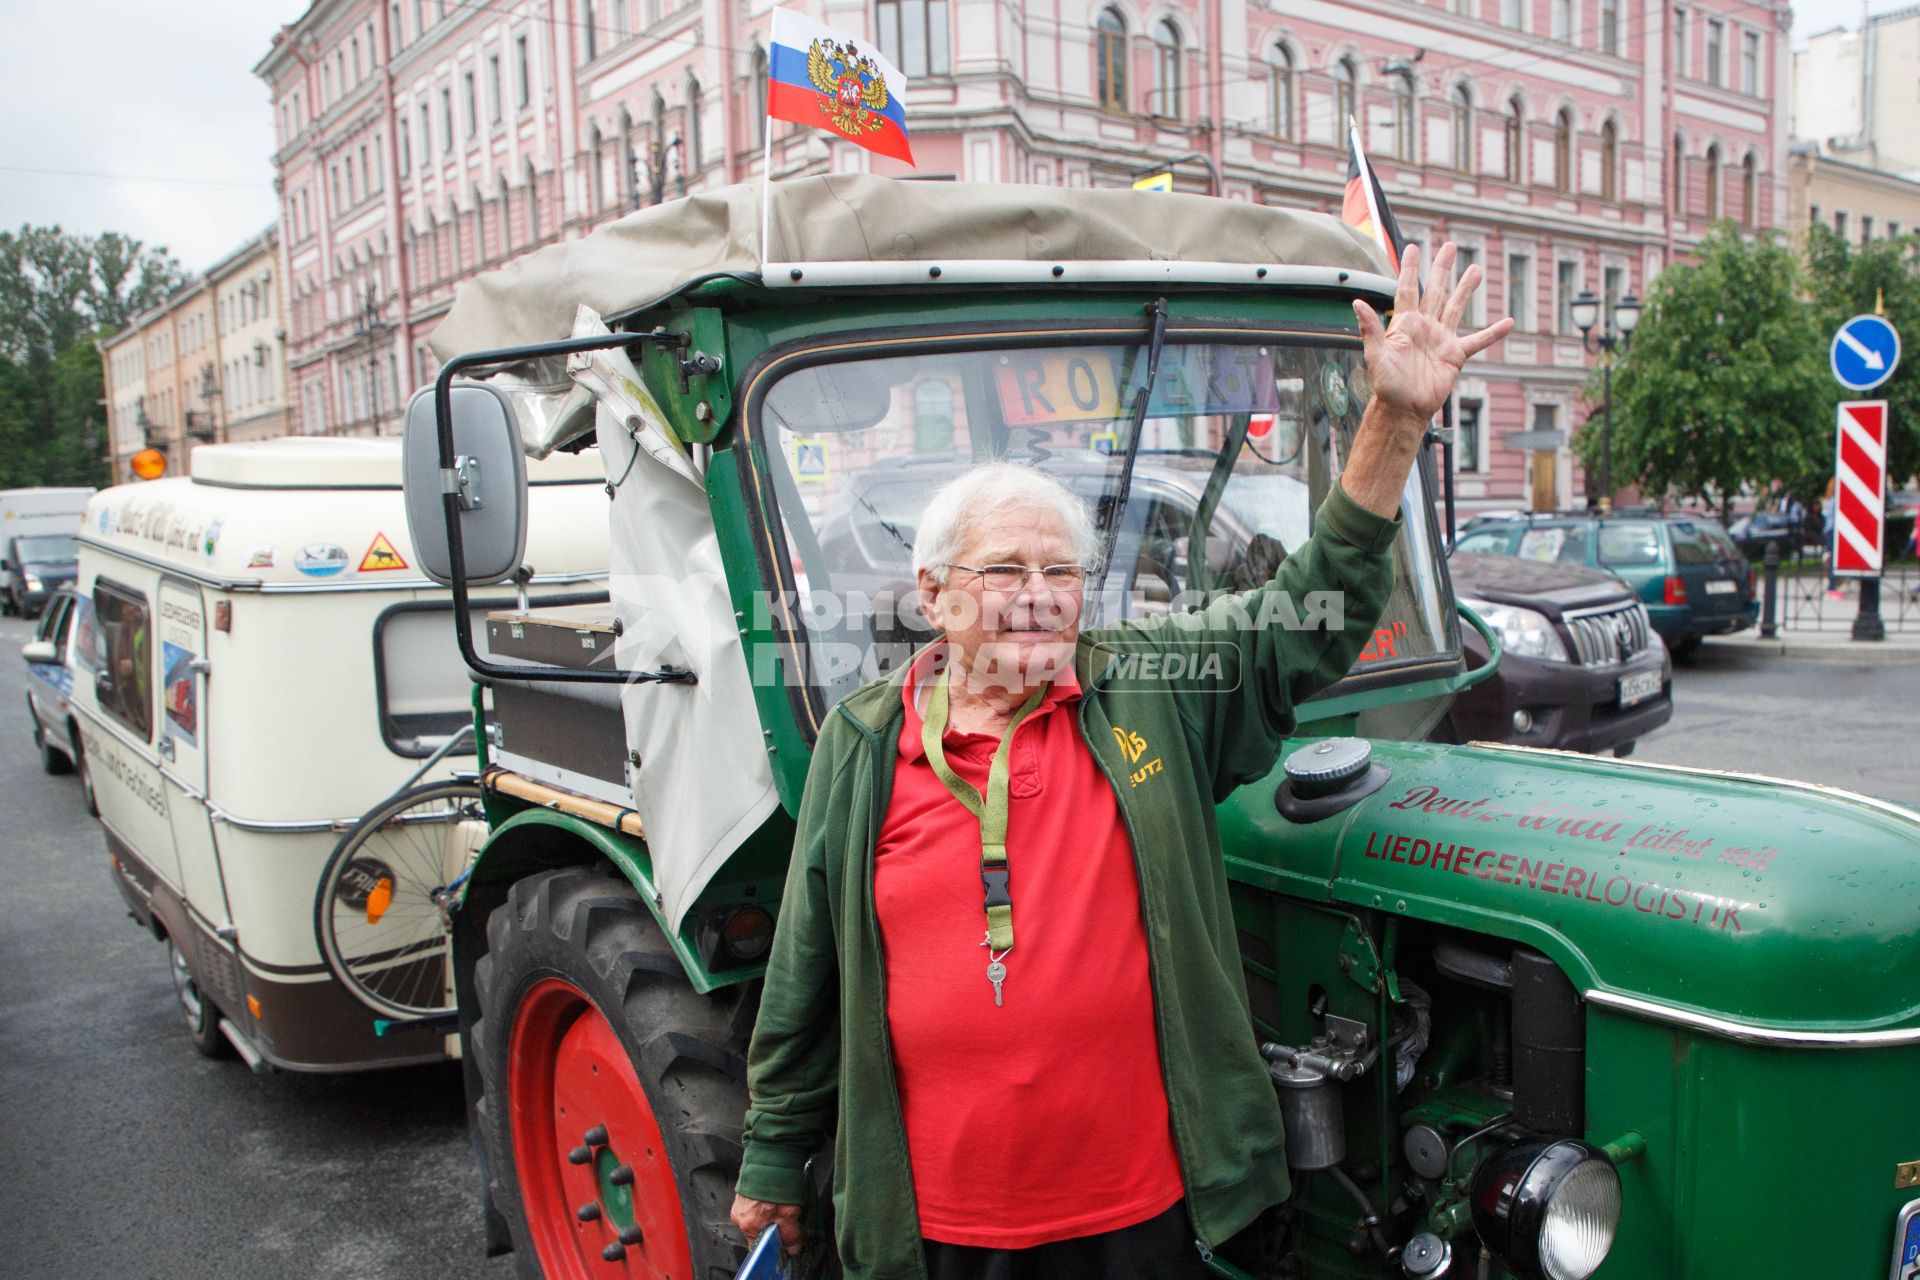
[359,532,409,572]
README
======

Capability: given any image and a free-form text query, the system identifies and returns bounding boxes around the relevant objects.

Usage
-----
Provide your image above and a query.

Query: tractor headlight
[1460,598,1569,663]
[1470,1138,1621,1280]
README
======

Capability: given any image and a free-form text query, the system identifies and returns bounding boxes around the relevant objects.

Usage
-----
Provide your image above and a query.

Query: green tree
[0,225,186,487]
[1576,223,1831,518]
[1802,223,1920,488]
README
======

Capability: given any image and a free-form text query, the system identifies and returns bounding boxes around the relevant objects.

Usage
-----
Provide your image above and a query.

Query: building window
[1505,97,1524,181]
[1705,19,1724,84]
[1457,247,1481,324]
[441,87,453,149]
[686,74,703,172]
[489,53,502,122]
[1152,19,1182,118]
[1810,202,1822,226]
[1742,153,1756,225]
[1452,85,1473,171]
[1551,0,1572,42]
[1671,134,1684,214]
[1096,10,1127,112]
[419,104,432,169]
[516,34,532,106]
[1741,31,1760,94]
[1392,73,1416,161]
[1269,44,1295,140]
[1834,209,1848,238]
[1600,0,1620,53]
[877,0,951,78]
[1704,144,1720,219]
[583,0,598,60]
[1507,253,1531,330]
[1862,215,1875,243]
[1553,109,1572,191]
[1333,58,1357,134]
[1457,398,1482,471]
[1502,0,1523,29]
[1600,120,1618,200]
[1556,260,1579,333]
[1673,7,1688,76]
[526,163,542,239]
[464,70,477,136]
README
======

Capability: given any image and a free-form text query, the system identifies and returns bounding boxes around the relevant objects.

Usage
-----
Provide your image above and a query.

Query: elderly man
[733,244,1511,1279]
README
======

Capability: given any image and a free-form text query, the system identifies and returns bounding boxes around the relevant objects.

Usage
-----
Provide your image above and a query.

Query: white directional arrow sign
[1831,314,1901,391]
[1836,326,1887,371]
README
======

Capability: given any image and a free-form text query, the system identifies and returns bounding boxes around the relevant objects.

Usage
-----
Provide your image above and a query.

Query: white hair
[912,462,1100,584]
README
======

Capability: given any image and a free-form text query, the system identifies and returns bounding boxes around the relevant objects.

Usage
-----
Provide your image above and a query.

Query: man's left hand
[1353,242,1515,425]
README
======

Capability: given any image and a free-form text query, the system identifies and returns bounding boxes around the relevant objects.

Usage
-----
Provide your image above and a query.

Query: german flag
[1342,117,1404,272]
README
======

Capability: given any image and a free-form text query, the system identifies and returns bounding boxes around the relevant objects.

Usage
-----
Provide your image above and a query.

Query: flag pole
[760,111,775,269]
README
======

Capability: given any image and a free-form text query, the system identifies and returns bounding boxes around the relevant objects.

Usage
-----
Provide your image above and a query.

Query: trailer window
[94,583,153,739]
[375,605,484,756]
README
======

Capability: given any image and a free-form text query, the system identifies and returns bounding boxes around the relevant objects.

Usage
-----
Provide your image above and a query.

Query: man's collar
[897,641,1082,762]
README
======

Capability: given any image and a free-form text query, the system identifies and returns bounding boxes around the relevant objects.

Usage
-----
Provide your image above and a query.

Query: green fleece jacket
[738,484,1400,1278]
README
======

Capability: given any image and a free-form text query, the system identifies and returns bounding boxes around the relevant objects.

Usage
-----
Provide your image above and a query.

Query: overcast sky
[0,0,1906,273]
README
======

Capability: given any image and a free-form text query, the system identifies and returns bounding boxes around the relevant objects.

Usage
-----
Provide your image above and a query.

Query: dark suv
[1444,551,1671,755]
[1454,511,1754,657]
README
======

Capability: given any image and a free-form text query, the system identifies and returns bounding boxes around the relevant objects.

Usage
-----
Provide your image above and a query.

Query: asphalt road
[0,613,512,1280]
[1637,637,1920,810]
[1,613,1915,1279]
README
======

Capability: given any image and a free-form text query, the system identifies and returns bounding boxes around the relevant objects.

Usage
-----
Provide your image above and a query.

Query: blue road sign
[1830,314,1901,392]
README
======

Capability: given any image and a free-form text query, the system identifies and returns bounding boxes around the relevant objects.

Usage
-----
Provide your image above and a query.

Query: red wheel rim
[508,977,696,1280]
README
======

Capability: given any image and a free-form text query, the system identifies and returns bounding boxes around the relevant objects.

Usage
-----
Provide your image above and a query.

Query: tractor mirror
[402,381,530,586]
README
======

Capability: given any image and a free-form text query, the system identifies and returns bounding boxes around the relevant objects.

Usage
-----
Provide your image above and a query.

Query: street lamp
[1573,288,1641,509]
[352,283,392,433]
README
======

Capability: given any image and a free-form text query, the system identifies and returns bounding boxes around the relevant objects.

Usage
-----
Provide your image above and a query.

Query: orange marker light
[131,448,167,481]
[366,876,394,925]
[246,994,263,1019]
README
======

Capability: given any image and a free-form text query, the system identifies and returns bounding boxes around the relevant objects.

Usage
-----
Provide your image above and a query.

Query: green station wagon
[1456,513,1756,658]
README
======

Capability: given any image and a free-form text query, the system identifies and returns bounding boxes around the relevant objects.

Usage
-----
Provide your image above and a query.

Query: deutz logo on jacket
[1112,726,1163,786]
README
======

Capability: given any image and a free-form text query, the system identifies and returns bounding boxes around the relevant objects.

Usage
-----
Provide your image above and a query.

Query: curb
[1737,637,1920,664]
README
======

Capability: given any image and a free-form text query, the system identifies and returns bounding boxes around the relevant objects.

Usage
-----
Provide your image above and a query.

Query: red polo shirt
[873,652,1184,1248]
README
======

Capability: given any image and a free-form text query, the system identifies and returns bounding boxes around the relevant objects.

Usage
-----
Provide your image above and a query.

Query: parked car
[3,530,80,617]
[1725,510,1808,562]
[1441,551,1671,755]
[1454,510,1755,657]
[19,583,93,795]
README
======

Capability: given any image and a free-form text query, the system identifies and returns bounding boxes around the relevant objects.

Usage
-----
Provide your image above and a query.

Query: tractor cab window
[754,336,1458,721]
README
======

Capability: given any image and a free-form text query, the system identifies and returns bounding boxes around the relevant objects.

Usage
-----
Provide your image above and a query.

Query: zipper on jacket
[841,703,932,1279]
[1077,693,1207,1244]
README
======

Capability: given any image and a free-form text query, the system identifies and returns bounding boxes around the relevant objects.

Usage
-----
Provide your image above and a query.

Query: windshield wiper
[1100,298,1169,575]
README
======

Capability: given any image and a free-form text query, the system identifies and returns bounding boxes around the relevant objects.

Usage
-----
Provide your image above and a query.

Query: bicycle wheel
[315,780,488,1021]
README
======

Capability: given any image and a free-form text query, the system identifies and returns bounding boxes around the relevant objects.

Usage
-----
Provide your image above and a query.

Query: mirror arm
[434,334,698,687]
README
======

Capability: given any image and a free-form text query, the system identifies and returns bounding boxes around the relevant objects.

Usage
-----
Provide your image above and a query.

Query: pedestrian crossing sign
[1133,172,1174,193]
[792,438,830,483]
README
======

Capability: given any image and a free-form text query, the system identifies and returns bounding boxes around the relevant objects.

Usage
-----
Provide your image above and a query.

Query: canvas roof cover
[430,174,1394,358]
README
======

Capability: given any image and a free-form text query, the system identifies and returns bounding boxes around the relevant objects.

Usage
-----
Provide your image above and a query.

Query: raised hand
[1353,242,1515,424]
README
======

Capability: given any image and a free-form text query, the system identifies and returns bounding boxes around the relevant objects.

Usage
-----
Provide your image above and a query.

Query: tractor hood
[1231,740,1920,1037]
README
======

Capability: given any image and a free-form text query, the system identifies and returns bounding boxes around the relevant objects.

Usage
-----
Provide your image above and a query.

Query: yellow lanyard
[920,669,1047,974]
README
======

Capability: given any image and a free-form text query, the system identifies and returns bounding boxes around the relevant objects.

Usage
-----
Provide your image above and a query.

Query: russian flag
[767,6,914,166]
[1341,117,1403,271]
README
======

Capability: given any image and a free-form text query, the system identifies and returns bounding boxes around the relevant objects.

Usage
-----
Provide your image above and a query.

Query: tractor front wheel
[470,867,756,1280]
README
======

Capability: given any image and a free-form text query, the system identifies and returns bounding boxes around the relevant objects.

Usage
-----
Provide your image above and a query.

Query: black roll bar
[432,332,698,687]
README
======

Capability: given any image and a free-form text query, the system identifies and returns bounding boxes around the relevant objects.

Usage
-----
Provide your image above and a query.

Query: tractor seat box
[486,604,628,806]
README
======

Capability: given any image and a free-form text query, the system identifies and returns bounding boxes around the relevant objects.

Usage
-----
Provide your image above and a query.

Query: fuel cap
[1400,1232,1452,1278]
[1283,738,1373,798]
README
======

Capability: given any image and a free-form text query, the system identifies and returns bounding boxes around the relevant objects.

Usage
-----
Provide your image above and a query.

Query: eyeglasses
[942,562,1090,592]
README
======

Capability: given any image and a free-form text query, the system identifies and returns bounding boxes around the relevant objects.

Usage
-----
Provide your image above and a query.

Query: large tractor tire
[470,866,758,1280]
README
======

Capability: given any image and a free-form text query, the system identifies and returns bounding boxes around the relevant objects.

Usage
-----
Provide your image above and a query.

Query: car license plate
[1704,579,1736,595]
[1892,1198,1920,1278]
[1619,671,1662,707]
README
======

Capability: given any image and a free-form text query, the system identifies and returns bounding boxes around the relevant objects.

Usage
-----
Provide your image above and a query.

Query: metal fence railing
[1777,563,1920,633]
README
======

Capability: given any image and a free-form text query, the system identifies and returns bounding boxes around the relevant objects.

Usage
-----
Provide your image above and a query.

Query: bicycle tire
[314,779,489,1021]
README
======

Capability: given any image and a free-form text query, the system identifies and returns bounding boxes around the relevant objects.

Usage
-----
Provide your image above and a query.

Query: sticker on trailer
[202,516,224,558]
[245,545,275,569]
[1832,400,1888,577]
[358,532,409,573]
[294,543,349,577]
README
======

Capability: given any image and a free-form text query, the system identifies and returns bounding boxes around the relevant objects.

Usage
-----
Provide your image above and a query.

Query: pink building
[257,0,1788,509]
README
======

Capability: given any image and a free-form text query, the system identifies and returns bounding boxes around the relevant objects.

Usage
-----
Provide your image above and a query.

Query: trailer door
[155,579,233,935]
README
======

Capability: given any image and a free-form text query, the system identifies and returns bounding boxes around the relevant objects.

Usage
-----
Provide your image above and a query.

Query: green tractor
[393,176,1920,1280]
